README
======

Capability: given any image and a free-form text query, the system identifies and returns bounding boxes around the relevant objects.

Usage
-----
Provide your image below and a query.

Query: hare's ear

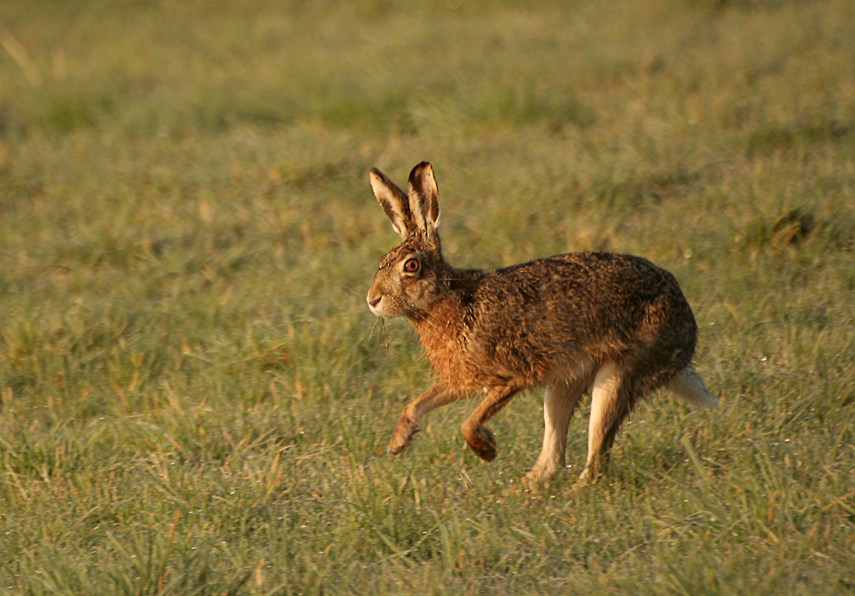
[370,168,412,240]
[407,162,441,238]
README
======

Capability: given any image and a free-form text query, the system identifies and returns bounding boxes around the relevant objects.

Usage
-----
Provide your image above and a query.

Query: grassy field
[1,0,854,593]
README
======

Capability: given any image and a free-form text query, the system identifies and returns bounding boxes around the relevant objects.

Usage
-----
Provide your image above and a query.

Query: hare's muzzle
[367,289,383,316]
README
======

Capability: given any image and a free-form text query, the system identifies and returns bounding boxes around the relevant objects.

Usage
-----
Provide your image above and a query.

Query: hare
[366,162,716,485]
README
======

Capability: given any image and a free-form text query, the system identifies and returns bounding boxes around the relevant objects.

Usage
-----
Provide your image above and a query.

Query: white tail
[669,367,717,408]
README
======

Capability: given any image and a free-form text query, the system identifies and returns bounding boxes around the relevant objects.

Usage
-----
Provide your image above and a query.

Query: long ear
[370,167,412,240]
[407,161,441,238]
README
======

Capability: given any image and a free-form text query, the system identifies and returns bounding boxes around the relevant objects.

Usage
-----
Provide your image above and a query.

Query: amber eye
[403,258,420,273]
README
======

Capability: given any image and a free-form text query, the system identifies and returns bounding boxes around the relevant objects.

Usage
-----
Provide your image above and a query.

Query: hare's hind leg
[578,361,631,483]
[578,358,677,483]
[578,362,621,482]
[461,384,524,462]
[525,377,586,484]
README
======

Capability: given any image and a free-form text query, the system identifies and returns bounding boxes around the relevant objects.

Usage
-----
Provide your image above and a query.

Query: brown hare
[366,162,716,485]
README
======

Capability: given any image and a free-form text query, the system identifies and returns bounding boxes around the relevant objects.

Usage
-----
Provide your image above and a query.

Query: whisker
[368,316,382,341]
[379,318,388,347]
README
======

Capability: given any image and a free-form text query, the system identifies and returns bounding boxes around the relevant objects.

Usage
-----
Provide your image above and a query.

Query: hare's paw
[464,426,498,462]
[569,465,602,494]
[388,417,419,455]
[522,467,552,489]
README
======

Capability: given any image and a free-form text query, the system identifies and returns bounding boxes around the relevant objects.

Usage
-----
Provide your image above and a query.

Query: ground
[1,0,854,594]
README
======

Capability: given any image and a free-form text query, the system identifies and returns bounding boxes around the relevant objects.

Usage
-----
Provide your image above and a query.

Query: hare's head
[367,162,449,319]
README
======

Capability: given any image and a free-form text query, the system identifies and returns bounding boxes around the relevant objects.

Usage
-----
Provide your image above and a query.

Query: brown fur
[366,162,715,485]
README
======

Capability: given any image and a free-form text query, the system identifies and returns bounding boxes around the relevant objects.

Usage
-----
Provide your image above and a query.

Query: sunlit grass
[1,0,854,594]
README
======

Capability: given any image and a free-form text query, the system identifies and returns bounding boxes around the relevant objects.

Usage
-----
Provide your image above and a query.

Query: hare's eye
[403,258,420,273]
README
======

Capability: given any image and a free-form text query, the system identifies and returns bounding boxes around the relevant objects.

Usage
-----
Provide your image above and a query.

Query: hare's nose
[368,296,381,308]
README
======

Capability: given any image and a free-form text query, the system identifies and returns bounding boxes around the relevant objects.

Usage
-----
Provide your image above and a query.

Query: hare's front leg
[389,383,466,455]
[460,384,524,461]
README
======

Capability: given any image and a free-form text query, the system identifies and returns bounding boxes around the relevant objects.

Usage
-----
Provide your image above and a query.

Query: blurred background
[1,0,854,593]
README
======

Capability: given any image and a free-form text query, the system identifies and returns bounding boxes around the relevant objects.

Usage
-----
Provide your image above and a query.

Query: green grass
[1,0,854,593]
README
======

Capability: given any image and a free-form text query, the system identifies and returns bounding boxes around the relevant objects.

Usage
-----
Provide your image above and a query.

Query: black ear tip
[409,161,434,182]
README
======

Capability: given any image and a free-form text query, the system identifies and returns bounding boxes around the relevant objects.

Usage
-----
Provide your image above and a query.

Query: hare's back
[486,251,694,332]
[548,251,681,296]
[498,251,682,295]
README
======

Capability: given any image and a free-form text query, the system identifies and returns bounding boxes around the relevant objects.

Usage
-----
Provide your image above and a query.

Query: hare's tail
[668,367,717,408]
